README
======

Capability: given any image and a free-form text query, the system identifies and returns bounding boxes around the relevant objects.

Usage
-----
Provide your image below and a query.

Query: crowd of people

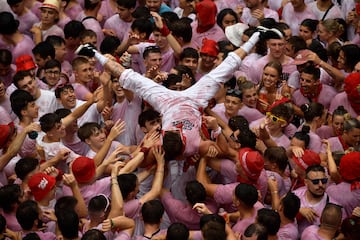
[0,0,360,239]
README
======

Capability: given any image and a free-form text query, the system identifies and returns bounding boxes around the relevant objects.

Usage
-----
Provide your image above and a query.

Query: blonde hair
[320,19,344,35]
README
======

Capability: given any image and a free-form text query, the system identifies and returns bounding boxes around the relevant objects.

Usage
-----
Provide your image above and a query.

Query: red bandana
[300,83,322,103]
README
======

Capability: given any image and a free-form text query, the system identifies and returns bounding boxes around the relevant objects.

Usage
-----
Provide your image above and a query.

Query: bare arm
[108,162,125,218]
[62,173,88,217]
[139,146,165,204]
[0,123,40,170]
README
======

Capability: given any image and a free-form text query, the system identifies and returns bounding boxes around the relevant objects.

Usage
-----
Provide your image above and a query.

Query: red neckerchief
[199,107,210,140]
[338,135,350,151]
[300,83,322,102]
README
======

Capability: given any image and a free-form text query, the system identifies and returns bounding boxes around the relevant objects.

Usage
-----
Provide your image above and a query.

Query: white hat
[225,23,249,47]
[40,0,60,13]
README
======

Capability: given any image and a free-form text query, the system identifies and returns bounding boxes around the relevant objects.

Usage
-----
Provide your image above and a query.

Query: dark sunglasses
[226,89,242,99]
[308,178,328,185]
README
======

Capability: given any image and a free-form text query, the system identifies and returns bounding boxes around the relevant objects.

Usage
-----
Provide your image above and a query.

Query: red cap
[15,55,36,72]
[344,72,360,102]
[200,38,219,57]
[238,148,264,181]
[71,156,96,183]
[339,151,360,182]
[292,149,321,171]
[0,122,15,149]
[28,173,56,201]
[293,49,312,65]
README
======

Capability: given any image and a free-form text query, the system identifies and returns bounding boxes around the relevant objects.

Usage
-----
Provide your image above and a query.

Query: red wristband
[160,23,170,37]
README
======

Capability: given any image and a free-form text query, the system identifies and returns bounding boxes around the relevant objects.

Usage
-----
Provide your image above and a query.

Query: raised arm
[140,145,165,204]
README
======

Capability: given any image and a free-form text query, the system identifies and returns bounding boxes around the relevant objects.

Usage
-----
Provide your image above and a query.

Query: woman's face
[337,50,346,70]
[332,115,345,136]
[317,23,331,42]
[299,25,313,41]
[262,66,280,89]
[221,13,237,30]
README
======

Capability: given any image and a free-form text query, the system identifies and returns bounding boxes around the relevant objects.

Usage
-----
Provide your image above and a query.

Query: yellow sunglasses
[266,112,287,123]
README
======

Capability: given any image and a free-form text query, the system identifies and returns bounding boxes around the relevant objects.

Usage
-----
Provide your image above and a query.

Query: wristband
[110,218,115,228]
[160,23,170,37]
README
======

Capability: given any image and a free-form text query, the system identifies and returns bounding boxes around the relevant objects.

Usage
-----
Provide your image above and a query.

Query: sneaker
[75,43,96,57]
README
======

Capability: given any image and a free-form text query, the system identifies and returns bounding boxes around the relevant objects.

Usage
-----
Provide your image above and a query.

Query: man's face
[44,67,61,87]
[23,101,39,119]
[86,128,107,150]
[10,1,25,15]
[224,96,242,117]
[142,118,162,133]
[112,81,125,98]
[285,42,295,58]
[144,52,162,70]
[180,57,198,73]
[242,87,258,108]
[34,54,50,69]
[290,0,304,10]
[245,0,260,9]
[81,36,97,47]
[59,87,76,109]
[17,76,38,98]
[74,63,93,83]
[117,5,133,22]
[305,171,327,198]
[343,128,360,147]
[146,0,162,12]
[267,39,286,59]
[200,53,216,69]
[300,72,318,94]
[48,121,66,139]
[0,80,5,98]
[153,31,168,50]
[54,43,67,62]
[40,7,58,25]
[0,63,11,76]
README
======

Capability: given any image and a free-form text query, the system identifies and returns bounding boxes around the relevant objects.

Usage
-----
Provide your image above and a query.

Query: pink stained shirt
[277,221,299,240]
[320,136,344,154]
[291,84,338,109]
[73,82,91,101]
[327,182,360,219]
[248,55,297,84]
[307,1,344,20]
[212,103,264,124]
[104,14,132,42]
[232,208,259,235]
[266,170,291,198]
[0,211,21,231]
[329,92,358,118]
[62,176,111,205]
[160,191,219,230]
[21,231,56,240]
[17,124,37,158]
[62,134,90,156]
[70,100,102,127]
[281,3,316,35]
[78,12,104,49]
[190,21,225,50]
[293,186,337,234]
[16,10,39,37]
[98,0,117,26]
[241,7,279,27]
[35,89,58,121]
[65,4,83,20]
[301,225,325,240]
[238,53,263,80]
[112,96,142,146]
[0,35,35,65]
[33,22,65,41]
[316,125,334,140]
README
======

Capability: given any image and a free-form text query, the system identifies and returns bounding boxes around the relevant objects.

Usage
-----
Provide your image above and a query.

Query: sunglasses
[266,112,286,123]
[308,178,328,185]
[226,89,242,99]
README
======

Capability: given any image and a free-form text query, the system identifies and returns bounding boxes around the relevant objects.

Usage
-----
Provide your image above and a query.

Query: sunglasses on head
[226,89,242,99]
[266,112,286,123]
[308,178,328,185]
